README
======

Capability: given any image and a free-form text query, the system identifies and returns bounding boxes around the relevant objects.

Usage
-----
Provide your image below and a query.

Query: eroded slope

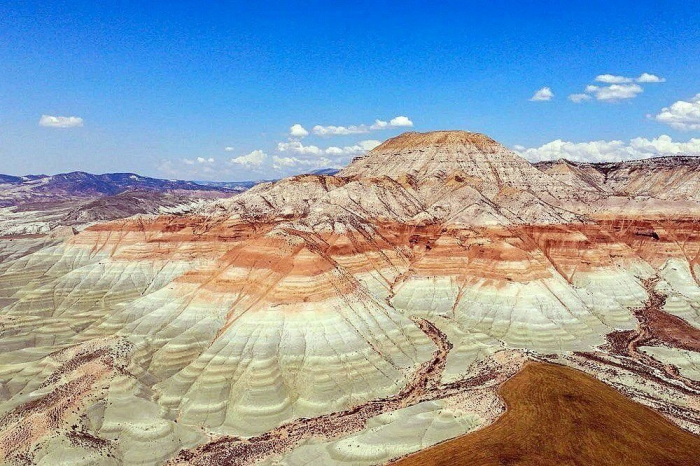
[0,131,698,465]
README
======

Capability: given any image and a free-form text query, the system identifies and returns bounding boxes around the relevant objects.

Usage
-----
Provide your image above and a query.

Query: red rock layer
[68,215,699,308]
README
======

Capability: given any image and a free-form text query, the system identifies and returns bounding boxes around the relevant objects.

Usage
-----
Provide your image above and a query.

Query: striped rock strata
[0,131,698,465]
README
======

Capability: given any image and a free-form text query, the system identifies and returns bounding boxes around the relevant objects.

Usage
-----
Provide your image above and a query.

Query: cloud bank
[312,116,413,136]
[515,135,700,162]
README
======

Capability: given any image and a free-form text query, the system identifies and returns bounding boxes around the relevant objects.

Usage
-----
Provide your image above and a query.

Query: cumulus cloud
[637,73,666,83]
[389,116,413,127]
[312,124,369,136]
[569,93,592,103]
[529,87,554,101]
[594,74,633,84]
[289,124,309,138]
[272,155,311,168]
[359,140,381,151]
[313,116,414,136]
[273,156,300,167]
[595,73,666,84]
[369,116,413,130]
[652,93,700,131]
[277,140,323,155]
[370,119,388,130]
[38,114,84,128]
[278,139,380,156]
[514,135,700,163]
[324,144,367,156]
[224,146,235,152]
[571,73,664,103]
[324,147,346,156]
[326,140,381,156]
[230,150,267,167]
[585,83,643,101]
[271,155,338,171]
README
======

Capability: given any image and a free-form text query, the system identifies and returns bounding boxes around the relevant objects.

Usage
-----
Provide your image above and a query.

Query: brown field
[393,361,700,466]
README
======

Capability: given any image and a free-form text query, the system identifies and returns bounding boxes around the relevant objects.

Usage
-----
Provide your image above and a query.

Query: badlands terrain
[0,130,698,465]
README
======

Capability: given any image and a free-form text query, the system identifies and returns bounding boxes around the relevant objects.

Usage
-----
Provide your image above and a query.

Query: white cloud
[569,93,592,103]
[271,155,339,171]
[313,116,415,136]
[637,73,665,83]
[277,140,323,155]
[628,135,700,154]
[370,119,388,130]
[515,135,700,163]
[183,159,195,165]
[585,83,643,101]
[595,74,633,84]
[359,139,381,151]
[38,114,84,128]
[529,87,554,101]
[278,139,380,157]
[272,156,310,168]
[196,157,215,163]
[324,147,345,156]
[389,116,414,127]
[595,73,666,84]
[571,73,664,103]
[289,124,309,138]
[652,93,700,131]
[312,124,369,136]
[224,146,235,152]
[230,149,267,167]
[370,117,413,130]
[324,145,365,156]
[326,140,381,156]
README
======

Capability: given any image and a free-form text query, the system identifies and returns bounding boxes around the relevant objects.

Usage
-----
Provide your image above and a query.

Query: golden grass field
[395,361,700,466]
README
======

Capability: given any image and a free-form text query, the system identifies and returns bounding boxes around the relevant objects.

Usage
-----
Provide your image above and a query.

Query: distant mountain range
[0,171,260,234]
[0,171,248,207]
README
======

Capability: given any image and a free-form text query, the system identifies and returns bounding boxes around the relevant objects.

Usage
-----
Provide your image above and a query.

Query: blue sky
[1,1,698,180]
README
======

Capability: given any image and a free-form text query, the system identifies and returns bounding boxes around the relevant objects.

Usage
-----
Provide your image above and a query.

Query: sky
[1,1,699,181]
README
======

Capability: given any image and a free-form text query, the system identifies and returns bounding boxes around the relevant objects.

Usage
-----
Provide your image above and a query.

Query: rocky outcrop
[535,156,700,200]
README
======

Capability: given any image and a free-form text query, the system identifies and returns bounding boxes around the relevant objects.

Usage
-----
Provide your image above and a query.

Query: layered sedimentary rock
[0,131,698,465]
[535,156,700,201]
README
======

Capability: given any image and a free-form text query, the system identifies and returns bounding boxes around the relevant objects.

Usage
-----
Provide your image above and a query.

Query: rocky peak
[339,131,504,178]
[337,130,579,203]
[338,130,535,184]
[371,130,500,152]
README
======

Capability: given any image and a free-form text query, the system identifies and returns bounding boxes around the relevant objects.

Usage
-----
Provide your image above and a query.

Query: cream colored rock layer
[1,219,698,463]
